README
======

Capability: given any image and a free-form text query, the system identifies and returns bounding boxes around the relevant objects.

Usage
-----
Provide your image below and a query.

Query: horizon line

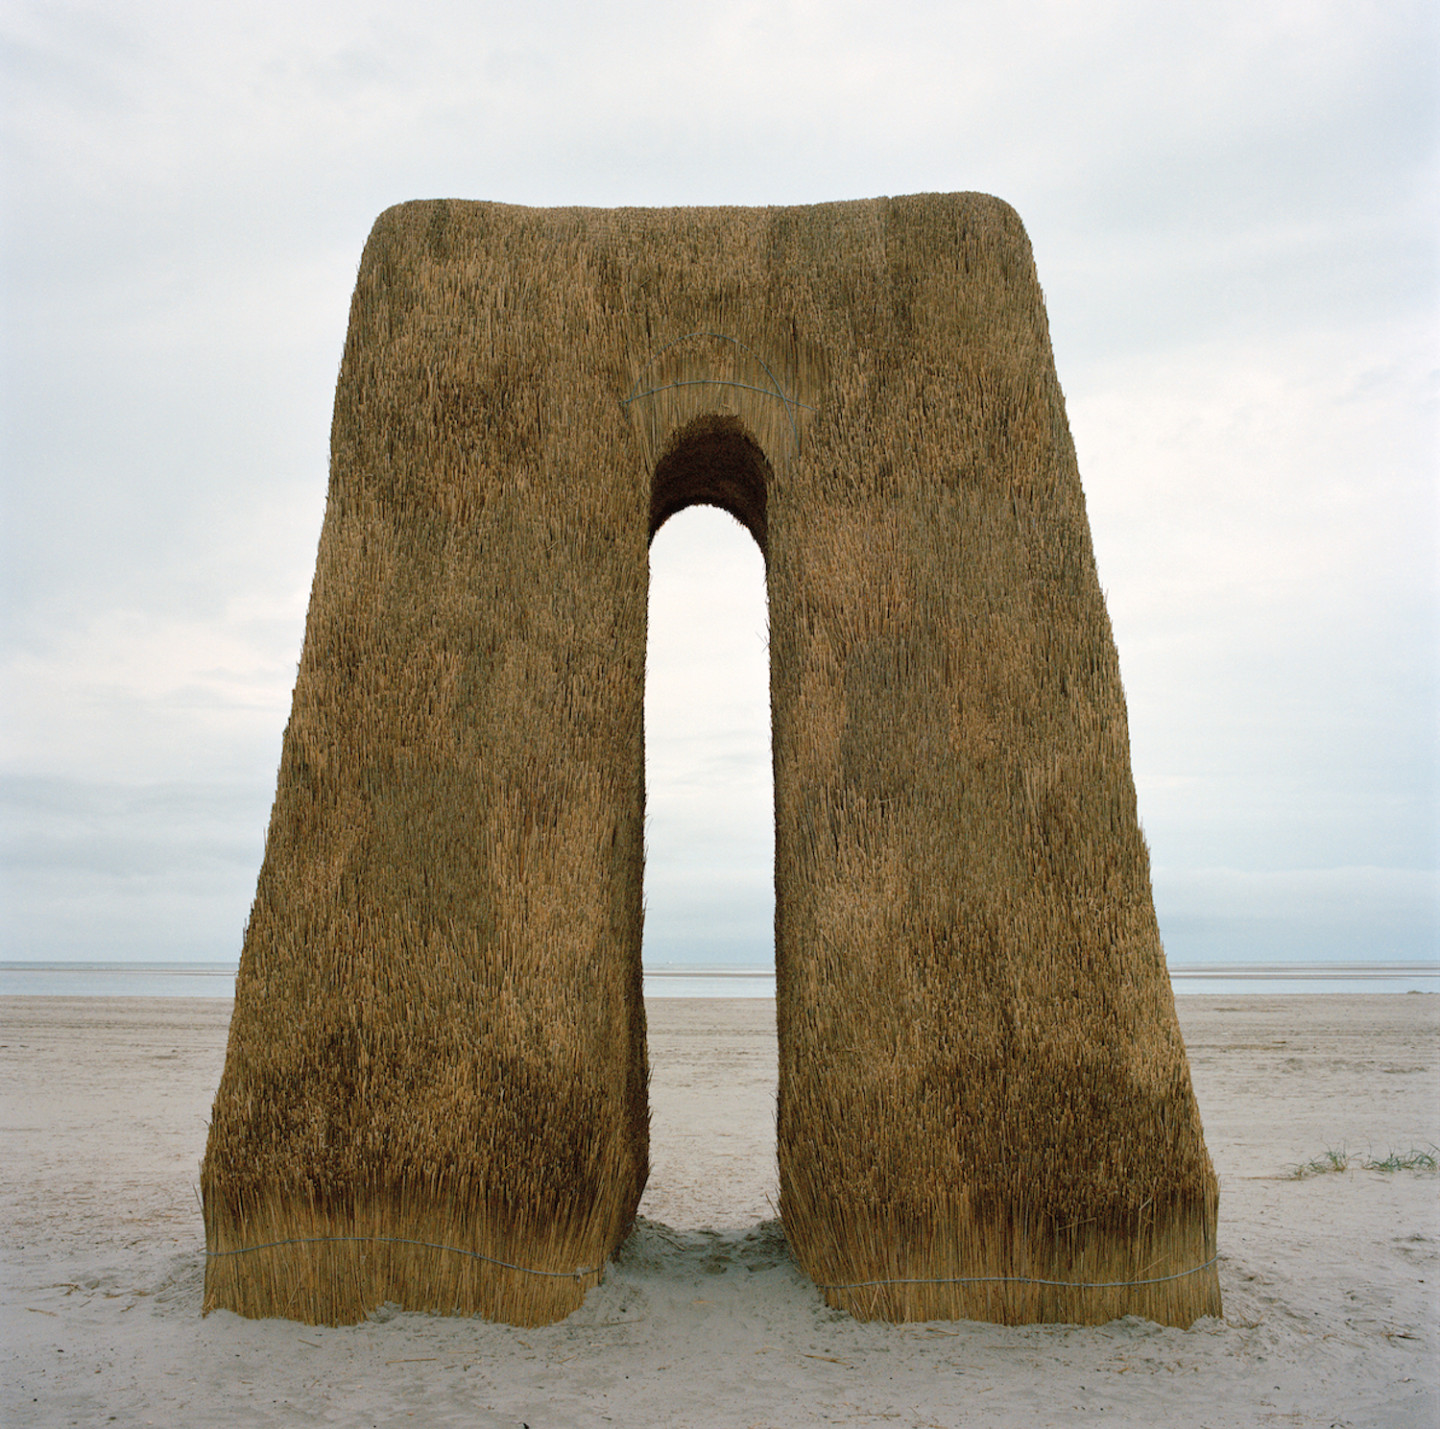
[3,959,1437,980]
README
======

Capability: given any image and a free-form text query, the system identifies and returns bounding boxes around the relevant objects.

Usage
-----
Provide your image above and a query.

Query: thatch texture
[202,193,1220,1328]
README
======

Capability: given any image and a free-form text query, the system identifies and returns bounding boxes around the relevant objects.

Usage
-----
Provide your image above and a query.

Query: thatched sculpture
[202,193,1221,1328]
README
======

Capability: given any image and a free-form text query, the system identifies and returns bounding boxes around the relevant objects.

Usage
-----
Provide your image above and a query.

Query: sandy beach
[2,994,1435,1428]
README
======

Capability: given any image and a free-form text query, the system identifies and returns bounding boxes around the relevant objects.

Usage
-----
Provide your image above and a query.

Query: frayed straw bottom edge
[202,1193,621,1328]
[784,1199,1222,1327]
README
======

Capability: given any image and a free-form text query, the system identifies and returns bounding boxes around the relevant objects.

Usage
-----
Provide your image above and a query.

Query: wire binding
[205,1235,599,1282]
[207,1238,1217,1294]
[623,330,810,449]
[624,378,816,411]
[818,1255,1220,1293]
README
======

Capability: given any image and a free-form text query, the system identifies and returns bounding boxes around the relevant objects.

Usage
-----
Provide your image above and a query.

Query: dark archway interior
[649,414,772,557]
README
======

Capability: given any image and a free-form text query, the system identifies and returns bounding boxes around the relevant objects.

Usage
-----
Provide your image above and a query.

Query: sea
[0,961,1436,998]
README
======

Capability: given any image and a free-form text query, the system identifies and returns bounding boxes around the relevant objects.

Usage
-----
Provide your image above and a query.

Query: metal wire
[623,331,810,449]
[624,378,815,410]
[208,1236,1218,1294]
[205,1234,599,1281]
[818,1255,1220,1293]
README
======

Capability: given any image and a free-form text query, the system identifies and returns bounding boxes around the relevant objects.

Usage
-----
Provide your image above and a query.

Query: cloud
[0,775,267,959]
[1153,865,1439,963]
[0,0,1434,966]
[1071,317,1437,872]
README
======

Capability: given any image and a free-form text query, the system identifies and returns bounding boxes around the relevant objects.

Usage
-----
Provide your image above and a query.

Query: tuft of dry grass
[203,194,1220,1328]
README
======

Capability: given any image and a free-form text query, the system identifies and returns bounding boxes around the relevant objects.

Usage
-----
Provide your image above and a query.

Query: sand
[1,994,1435,1428]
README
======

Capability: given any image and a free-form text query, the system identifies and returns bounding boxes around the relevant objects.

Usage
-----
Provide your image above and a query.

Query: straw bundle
[203,193,1220,1328]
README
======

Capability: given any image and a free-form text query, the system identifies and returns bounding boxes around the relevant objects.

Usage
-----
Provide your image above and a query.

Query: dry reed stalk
[203,193,1220,1328]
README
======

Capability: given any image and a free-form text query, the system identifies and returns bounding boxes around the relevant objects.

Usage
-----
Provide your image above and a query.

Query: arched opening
[649,414,772,557]
[639,416,777,1229]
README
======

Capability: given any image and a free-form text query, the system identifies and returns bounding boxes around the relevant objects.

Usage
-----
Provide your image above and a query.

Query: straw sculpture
[202,193,1221,1328]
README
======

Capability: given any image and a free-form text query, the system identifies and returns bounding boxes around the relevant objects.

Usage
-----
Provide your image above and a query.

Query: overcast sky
[2,0,1435,969]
